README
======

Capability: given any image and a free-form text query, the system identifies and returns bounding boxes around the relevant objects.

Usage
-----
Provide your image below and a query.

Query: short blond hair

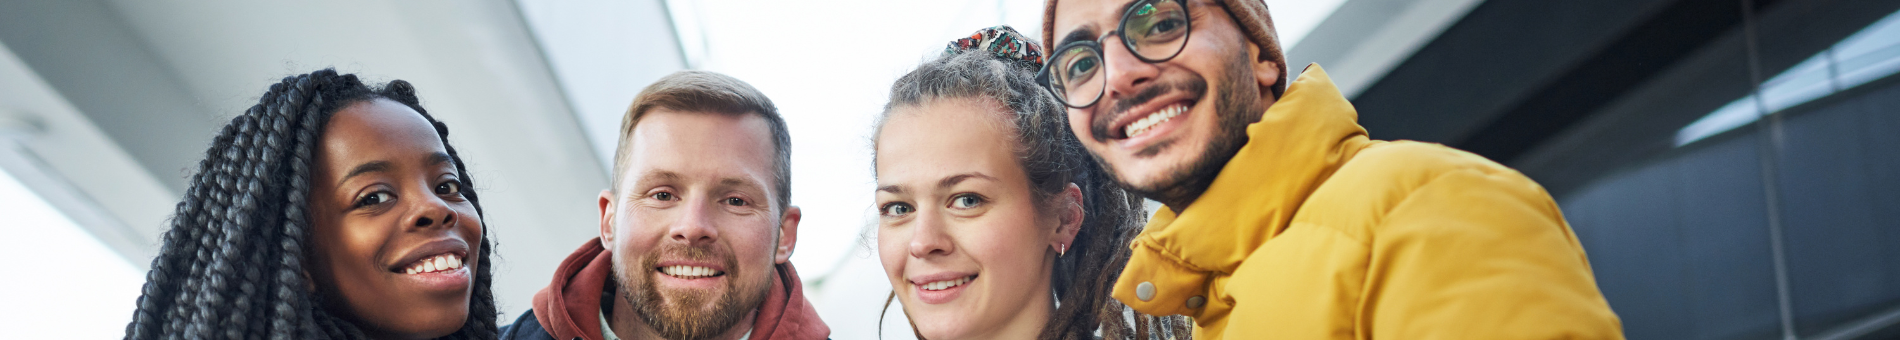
[613,71,792,209]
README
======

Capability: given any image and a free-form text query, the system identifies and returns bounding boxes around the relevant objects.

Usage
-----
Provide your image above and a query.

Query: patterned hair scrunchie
[946,25,1045,68]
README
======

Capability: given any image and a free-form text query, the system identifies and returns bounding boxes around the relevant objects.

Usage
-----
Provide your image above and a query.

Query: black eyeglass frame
[1036,0,1193,109]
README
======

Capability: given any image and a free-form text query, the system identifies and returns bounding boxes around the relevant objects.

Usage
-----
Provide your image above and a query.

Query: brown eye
[355,191,394,208]
[435,180,462,195]
[651,192,675,201]
[725,197,748,207]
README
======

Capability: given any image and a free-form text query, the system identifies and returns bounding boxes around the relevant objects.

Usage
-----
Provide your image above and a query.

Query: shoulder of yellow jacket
[1294,140,1551,236]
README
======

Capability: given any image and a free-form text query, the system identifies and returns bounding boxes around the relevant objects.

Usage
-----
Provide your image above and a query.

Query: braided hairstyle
[873,26,1193,340]
[122,69,499,340]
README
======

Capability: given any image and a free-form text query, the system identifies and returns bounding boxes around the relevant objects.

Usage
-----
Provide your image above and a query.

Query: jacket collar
[1139,64,1372,273]
[531,238,830,340]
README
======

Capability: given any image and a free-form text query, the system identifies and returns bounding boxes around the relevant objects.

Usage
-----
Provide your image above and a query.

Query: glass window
[1676,8,1900,146]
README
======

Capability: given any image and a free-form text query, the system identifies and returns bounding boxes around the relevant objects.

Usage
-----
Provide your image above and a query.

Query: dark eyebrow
[1058,25,1099,49]
[338,161,392,187]
[425,152,452,167]
[938,173,997,189]
[1058,0,1147,48]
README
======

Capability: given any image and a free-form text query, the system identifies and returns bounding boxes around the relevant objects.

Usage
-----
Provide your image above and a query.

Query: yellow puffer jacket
[1111,65,1623,339]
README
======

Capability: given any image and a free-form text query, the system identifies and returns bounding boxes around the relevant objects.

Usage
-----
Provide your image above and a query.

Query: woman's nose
[907,210,954,258]
[408,196,455,230]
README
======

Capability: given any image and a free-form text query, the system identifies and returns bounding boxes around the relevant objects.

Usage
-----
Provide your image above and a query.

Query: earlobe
[776,206,802,264]
[1062,185,1085,232]
[1256,60,1281,94]
[598,189,615,247]
[1052,184,1085,253]
[1252,44,1282,97]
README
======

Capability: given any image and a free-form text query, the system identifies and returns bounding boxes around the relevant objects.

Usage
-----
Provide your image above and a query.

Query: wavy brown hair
[873,43,1193,340]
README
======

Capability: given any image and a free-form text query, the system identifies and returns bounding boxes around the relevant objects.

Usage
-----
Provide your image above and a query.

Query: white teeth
[661,265,722,278]
[403,253,464,274]
[1124,104,1187,138]
[918,276,974,291]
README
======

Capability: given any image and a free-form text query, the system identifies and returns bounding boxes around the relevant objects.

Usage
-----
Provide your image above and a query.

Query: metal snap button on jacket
[1136,281,1156,301]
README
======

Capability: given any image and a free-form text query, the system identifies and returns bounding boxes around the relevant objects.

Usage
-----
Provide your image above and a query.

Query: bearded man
[501,71,828,340]
[1040,0,1624,338]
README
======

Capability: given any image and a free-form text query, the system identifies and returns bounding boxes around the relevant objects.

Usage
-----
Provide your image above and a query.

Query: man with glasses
[1041,0,1623,338]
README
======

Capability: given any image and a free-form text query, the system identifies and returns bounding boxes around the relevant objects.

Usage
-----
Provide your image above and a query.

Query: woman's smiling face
[308,98,481,339]
[875,98,1062,340]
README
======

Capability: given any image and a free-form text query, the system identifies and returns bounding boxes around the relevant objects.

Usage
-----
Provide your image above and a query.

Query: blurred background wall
[0,0,1894,339]
[1335,0,1900,338]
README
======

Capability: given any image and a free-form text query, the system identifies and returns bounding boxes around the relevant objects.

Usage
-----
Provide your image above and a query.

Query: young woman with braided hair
[871,26,1191,340]
[123,69,499,340]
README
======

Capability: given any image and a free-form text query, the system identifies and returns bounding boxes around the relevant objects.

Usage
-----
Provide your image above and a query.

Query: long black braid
[123,69,499,340]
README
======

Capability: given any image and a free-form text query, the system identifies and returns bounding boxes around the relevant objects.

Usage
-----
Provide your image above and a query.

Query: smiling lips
[917,275,975,291]
[401,253,465,274]
[910,274,977,304]
[660,265,725,279]
[1123,103,1189,139]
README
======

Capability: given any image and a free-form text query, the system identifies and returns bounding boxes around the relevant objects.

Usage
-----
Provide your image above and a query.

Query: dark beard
[613,243,773,340]
[1092,47,1264,210]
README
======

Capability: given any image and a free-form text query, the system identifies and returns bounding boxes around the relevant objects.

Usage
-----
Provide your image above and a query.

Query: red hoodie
[525,238,829,340]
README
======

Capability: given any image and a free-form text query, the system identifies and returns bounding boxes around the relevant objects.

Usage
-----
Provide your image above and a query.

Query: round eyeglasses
[1037,0,1191,108]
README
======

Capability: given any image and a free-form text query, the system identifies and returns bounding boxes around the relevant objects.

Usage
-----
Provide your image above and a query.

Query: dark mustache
[1091,76,1209,142]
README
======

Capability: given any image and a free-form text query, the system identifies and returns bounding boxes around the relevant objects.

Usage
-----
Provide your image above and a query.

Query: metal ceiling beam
[1284,0,1486,98]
